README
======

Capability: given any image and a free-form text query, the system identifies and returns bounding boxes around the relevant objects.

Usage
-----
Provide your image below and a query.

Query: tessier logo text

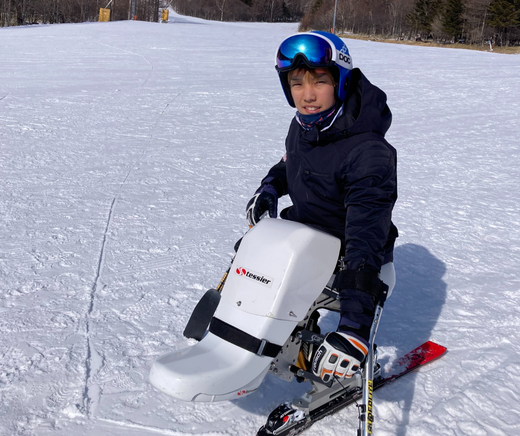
[235,266,273,287]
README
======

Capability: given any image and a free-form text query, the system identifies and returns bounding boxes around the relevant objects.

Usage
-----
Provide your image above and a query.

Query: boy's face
[288,68,336,115]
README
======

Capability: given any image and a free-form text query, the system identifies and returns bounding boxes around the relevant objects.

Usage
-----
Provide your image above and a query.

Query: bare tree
[215,0,225,19]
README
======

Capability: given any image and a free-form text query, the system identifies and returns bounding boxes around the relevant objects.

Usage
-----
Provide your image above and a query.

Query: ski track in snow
[1,10,520,436]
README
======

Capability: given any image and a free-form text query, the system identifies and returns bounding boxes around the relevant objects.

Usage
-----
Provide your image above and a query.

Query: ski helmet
[275,31,353,108]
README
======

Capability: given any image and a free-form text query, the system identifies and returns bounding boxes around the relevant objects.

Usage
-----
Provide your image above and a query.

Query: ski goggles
[276,33,352,72]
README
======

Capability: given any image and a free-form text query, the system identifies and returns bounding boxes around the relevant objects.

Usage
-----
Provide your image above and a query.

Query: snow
[1,10,520,436]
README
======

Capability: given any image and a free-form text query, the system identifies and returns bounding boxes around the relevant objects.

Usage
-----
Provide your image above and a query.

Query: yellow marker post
[161,9,169,23]
[98,8,110,22]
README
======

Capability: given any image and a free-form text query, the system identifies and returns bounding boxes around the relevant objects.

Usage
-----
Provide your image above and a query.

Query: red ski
[257,341,447,436]
[377,340,448,389]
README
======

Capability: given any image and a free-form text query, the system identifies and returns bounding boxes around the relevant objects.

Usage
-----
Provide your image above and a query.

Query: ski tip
[421,341,447,355]
[397,341,447,369]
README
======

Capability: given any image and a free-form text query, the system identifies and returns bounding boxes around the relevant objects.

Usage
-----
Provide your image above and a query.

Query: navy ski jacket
[261,68,398,272]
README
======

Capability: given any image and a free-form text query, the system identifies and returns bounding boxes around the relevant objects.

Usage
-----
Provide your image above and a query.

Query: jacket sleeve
[341,141,397,271]
[258,158,289,197]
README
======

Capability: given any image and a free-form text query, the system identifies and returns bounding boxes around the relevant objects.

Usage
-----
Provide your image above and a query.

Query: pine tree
[487,0,520,44]
[407,0,443,37]
[487,0,520,28]
[442,0,465,40]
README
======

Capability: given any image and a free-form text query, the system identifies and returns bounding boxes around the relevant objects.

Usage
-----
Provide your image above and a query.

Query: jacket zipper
[304,170,328,177]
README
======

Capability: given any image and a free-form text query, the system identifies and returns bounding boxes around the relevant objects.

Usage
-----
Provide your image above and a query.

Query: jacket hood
[341,68,392,136]
[300,68,392,145]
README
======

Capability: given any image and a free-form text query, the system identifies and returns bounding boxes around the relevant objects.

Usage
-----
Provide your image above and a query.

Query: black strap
[209,317,282,358]
[332,269,389,304]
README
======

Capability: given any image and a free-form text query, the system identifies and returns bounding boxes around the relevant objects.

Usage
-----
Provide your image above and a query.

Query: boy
[246,31,398,381]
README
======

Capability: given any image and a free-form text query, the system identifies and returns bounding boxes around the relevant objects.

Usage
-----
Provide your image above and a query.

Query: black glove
[246,184,278,227]
[307,288,375,383]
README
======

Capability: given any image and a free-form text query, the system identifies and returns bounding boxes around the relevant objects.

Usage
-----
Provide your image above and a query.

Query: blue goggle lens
[276,34,334,70]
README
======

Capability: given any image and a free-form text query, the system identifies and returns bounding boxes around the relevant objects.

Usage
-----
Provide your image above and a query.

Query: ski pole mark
[82,197,116,417]
[95,42,154,88]
[78,47,182,419]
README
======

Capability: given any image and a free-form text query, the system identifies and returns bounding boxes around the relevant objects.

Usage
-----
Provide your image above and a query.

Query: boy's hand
[246,185,278,226]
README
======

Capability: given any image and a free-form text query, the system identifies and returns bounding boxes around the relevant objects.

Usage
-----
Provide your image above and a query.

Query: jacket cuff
[258,176,285,197]
[333,268,388,303]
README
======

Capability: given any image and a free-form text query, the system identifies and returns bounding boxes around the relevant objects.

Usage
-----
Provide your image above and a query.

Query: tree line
[173,0,519,45]
[2,0,519,46]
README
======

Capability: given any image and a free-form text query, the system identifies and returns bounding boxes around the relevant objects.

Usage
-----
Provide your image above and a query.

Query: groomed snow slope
[1,11,520,436]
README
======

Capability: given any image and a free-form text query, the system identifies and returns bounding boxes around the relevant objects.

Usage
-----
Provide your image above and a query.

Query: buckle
[257,339,267,356]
